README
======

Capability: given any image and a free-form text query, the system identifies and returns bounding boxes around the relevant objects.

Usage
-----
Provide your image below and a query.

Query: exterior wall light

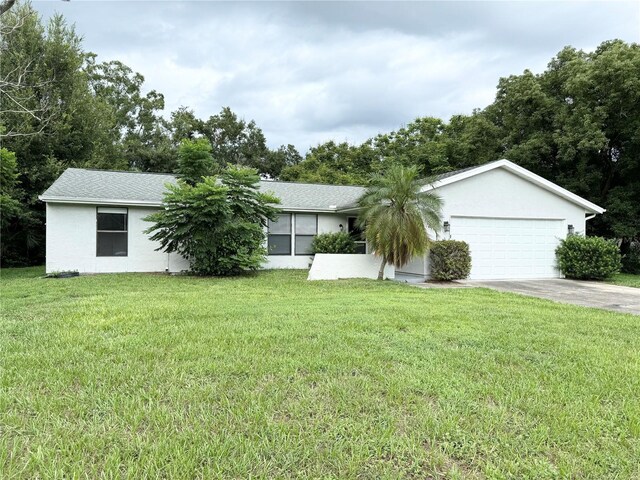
[443,221,450,234]
[568,224,574,235]
[339,224,344,232]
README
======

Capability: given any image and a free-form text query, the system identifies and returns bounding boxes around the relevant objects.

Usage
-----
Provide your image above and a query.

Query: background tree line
[0,3,301,265]
[1,2,638,266]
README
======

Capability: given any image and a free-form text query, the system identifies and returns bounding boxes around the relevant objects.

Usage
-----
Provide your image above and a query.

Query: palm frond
[357,164,443,269]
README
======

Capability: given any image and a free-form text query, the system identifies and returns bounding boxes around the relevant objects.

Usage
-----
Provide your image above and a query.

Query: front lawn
[608,273,640,288]
[1,267,639,478]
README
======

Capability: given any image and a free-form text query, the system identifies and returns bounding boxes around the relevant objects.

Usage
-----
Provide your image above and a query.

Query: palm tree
[357,164,443,280]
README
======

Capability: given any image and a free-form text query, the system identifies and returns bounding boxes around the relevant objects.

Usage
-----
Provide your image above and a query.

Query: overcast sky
[34,1,640,153]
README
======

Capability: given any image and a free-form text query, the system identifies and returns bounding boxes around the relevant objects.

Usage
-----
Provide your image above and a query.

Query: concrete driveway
[464,279,640,315]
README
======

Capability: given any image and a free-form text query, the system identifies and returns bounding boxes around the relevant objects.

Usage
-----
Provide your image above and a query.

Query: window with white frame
[295,214,317,255]
[96,207,128,256]
[268,214,291,255]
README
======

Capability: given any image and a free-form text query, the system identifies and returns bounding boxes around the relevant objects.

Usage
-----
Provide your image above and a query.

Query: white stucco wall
[397,168,591,279]
[45,203,189,274]
[308,254,395,280]
[46,205,352,273]
[263,212,351,269]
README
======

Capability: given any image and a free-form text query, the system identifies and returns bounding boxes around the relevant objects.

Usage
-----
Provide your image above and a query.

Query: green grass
[607,273,640,288]
[1,267,639,479]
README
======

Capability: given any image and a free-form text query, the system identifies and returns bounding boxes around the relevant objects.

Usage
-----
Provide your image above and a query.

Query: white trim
[336,206,361,213]
[291,213,296,255]
[97,207,128,214]
[39,196,341,214]
[426,159,606,214]
[278,206,337,213]
[39,196,163,207]
[450,214,566,221]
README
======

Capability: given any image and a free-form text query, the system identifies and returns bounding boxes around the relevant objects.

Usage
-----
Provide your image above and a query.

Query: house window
[295,214,317,255]
[268,214,291,255]
[97,207,128,256]
[348,217,366,254]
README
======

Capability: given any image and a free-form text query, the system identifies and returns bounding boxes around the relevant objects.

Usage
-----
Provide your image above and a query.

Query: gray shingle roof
[259,180,364,210]
[39,164,498,211]
[40,168,178,205]
[40,168,366,211]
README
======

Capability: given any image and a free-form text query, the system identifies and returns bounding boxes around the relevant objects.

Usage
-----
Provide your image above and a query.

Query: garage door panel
[450,216,564,280]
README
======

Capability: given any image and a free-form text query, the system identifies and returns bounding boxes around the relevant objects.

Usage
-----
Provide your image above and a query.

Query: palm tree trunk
[377,256,386,280]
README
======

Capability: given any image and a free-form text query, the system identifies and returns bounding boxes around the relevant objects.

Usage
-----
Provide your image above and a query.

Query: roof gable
[427,159,605,214]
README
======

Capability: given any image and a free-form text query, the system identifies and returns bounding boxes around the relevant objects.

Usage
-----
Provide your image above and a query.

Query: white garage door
[450,216,564,280]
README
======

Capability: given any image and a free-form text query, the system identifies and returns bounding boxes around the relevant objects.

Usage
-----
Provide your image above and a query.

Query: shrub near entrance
[311,232,357,254]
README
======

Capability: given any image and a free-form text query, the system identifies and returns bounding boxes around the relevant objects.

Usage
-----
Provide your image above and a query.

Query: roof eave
[40,197,349,213]
[38,196,164,207]
[273,206,341,213]
[336,206,361,213]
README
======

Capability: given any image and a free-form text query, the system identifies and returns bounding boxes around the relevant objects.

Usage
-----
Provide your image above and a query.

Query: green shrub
[145,167,280,276]
[555,235,621,280]
[311,232,357,254]
[621,243,640,274]
[429,240,471,281]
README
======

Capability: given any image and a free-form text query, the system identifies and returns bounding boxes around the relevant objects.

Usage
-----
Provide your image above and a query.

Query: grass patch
[607,273,640,288]
[1,267,639,478]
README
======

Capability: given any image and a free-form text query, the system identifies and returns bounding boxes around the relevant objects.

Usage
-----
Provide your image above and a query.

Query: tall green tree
[443,112,501,169]
[0,148,39,265]
[85,55,175,172]
[357,164,443,280]
[281,117,453,185]
[487,40,640,244]
[176,138,215,185]
[264,144,302,179]
[280,141,371,185]
[169,107,204,144]
[144,167,280,276]
[373,117,449,174]
[201,107,270,174]
[0,4,115,264]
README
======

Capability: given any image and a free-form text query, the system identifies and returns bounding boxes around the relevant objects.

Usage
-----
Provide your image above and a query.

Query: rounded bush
[621,242,640,274]
[429,240,471,281]
[311,232,357,254]
[555,235,621,280]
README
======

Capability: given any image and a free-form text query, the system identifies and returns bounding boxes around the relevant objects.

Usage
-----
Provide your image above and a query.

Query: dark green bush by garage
[429,240,472,281]
[555,235,621,280]
[622,242,640,274]
[311,232,357,254]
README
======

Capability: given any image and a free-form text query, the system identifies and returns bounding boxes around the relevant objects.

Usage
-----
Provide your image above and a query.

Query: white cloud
[34,0,640,153]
